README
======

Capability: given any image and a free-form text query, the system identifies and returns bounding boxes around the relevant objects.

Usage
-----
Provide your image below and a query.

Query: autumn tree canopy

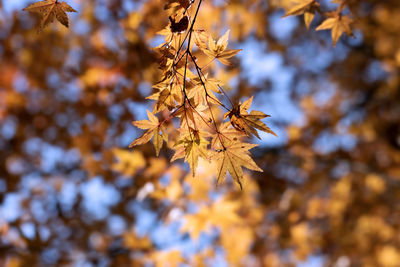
[1,0,400,266]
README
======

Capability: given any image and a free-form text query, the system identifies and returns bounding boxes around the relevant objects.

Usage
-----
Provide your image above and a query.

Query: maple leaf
[129,110,167,156]
[282,0,320,29]
[188,74,222,106]
[171,129,209,177]
[193,30,209,50]
[316,15,353,46]
[213,141,262,189]
[178,104,212,130]
[23,0,77,33]
[224,96,277,139]
[202,30,242,65]
[211,122,243,150]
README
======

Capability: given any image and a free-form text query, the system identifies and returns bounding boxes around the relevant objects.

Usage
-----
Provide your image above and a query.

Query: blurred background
[1,0,400,266]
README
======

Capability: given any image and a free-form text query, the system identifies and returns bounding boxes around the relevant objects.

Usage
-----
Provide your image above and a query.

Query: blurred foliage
[1,0,400,266]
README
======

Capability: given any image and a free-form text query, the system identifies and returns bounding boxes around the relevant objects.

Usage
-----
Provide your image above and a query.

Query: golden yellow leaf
[129,110,167,156]
[171,130,209,177]
[202,30,242,65]
[282,0,319,28]
[224,96,277,139]
[316,15,353,46]
[213,141,262,189]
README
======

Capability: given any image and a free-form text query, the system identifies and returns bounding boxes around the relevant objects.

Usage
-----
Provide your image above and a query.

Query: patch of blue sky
[288,44,335,72]
[2,0,31,13]
[68,118,82,136]
[168,230,216,257]
[6,156,28,175]
[122,0,143,13]
[46,68,62,88]
[313,130,357,154]
[126,99,150,119]
[39,225,51,241]
[23,137,42,155]
[239,38,283,85]
[72,18,91,36]
[21,173,45,192]
[347,29,363,46]
[138,81,153,97]
[151,221,183,248]
[1,115,18,140]
[116,121,138,147]
[107,215,127,235]
[211,246,229,267]
[298,255,325,267]
[269,13,299,41]
[159,173,172,187]
[59,179,78,208]
[94,1,113,22]
[30,195,56,223]
[55,112,69,127]
[339,109,364,128]
[0,179,6,193]
[331,160,351,179]
[42,248,61,265]
[129,202,158,237]
[21,221,36,240]
[13,71,29,92]
[312,80,336,106]
[239,38,303,146]
[61,80,82,102]
[80,177,121,220]
[40,143,66,172]
[239,39,300,121]
[149,35,166,48]
[100,27,125,52]
[123,99,154,144]
[64,47,83,69]
[365,60,388,83]
[109,103,125,121]
[0,193,22,222]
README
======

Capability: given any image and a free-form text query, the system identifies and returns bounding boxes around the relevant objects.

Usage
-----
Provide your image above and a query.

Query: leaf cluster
[282,0,353,46]
[129,0,276,188]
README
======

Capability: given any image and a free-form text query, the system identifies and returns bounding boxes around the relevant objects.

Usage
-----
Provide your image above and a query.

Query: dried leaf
[23,0,77,32]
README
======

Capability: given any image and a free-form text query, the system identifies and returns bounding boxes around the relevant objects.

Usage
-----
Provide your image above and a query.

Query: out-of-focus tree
[0,0,400,266]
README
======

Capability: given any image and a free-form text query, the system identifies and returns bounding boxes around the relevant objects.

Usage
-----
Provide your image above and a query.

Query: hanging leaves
[282,0,320,29]
[129,0,276,188]
[316,15,353,46]
[23,0,77,32]
[282,0,353,46]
